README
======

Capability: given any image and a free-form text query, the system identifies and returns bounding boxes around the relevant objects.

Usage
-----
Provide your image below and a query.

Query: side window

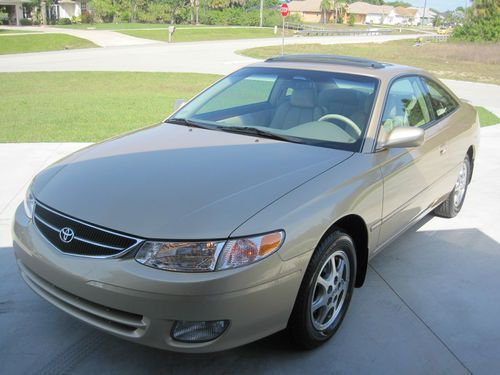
[198,74,276,114]
[422,78,458,119]
[381,77,432,132]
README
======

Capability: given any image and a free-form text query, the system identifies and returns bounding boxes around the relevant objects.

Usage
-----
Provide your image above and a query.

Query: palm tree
[320,0,332,24]
[334,1,347,24]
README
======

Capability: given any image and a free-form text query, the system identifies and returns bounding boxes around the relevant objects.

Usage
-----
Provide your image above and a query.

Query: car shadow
[2,220,500,374]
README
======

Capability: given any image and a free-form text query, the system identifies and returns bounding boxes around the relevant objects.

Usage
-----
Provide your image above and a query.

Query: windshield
[169,67,379,151]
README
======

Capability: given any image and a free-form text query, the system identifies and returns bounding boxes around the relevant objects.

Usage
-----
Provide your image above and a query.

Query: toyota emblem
[59,227,75,243]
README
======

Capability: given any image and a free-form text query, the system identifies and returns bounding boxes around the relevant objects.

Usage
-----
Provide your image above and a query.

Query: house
[385,6,419,26]
[0,0,87,25]
[345,2,394,25]
[288,0,333,23]
[55,0,87,20]
[44,0,87,22]
[0,0,24,25]
[410,7,437,26]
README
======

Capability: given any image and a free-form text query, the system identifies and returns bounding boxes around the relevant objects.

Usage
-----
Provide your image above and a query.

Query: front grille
[33,202,142,257]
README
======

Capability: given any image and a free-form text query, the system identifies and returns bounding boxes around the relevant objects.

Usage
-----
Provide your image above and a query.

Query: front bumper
[12,204,308,352]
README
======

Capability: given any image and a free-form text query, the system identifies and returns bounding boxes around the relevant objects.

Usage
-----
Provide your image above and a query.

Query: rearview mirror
[173,99,186,112]
[379,127,425,149]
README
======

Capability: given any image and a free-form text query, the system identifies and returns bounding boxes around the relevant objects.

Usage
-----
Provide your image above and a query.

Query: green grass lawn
[0,34,97,55]
[120,27,290,42]
[476,107,500,127]
[0,72,220,142]
[0,72,496,143]
[239,39,500,85]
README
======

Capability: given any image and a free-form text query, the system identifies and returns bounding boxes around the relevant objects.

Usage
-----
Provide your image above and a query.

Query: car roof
[247,54,425,81]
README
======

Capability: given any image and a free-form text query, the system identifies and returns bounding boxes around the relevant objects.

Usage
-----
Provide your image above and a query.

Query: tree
[348,13,355,26]
[334,1,347,24]
[320,0,331,24]
[162,0,187,24]
[29,0,50,24]
[89,0,115,22]
[452,0,499,41]
[433,15,441,27]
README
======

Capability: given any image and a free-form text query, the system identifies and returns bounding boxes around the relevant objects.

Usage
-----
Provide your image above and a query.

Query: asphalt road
[1,32,498,116]
[1,126,499,375]
[0,33,422,74]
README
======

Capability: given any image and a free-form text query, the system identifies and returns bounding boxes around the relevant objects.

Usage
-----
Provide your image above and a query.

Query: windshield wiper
[215,126,300,143]
[169,120,301,144]
[167,117,215,130]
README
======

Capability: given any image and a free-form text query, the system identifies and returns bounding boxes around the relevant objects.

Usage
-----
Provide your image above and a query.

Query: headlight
[135,241,226,272]
[23,186,35,219]
[135,231,284,272]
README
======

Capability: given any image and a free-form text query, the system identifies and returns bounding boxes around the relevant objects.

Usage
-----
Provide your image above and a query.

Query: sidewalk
[0,25,157,47]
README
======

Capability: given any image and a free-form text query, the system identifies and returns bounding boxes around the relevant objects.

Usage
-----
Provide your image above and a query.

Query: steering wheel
[318,114,362,138]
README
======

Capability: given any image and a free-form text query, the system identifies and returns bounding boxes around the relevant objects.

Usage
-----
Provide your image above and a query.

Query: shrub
[71,16,81,24]
[20,18,32,26]
[348,14,355,26]
[81,10,94,24]
[32,10,42,25]
[199,8,299,27]
[57,17,72,25]
[89,0,115,22]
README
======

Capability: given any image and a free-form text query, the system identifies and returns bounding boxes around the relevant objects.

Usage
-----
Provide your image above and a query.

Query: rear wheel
[434,155,471,218]
[287,230,356,349]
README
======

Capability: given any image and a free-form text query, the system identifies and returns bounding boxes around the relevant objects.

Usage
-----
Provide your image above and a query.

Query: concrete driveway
[1,125,499,374]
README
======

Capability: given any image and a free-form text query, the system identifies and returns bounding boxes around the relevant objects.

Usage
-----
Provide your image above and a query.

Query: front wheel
[434,154,471,218]
[287,230,356,349]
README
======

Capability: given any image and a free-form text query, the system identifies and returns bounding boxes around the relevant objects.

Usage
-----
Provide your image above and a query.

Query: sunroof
[265,54,387,69]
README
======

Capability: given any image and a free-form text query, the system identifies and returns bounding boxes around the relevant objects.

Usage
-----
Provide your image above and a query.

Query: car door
[420,77,465,196]
[374,76,450,247]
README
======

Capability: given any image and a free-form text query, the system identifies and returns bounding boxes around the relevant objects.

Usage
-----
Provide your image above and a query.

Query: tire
[434,155,471,219]
[287,230,357,349]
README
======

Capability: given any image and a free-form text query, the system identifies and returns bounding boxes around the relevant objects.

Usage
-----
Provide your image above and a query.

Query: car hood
[33,124,352,239]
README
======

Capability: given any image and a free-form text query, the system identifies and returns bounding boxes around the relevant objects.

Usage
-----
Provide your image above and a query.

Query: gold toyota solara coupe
[13,55,479,352]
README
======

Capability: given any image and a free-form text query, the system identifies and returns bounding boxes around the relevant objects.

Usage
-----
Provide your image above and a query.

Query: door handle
[439,144,447,155]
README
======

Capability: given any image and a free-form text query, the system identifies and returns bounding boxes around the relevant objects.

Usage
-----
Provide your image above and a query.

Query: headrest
[319,88,359,108]
[290,88,317,108]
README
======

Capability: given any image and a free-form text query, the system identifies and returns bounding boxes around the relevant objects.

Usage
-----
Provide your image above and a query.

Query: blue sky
[405,0,470,12]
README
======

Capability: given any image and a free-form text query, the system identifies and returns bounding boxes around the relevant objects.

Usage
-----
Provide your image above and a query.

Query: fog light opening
[171,320,229,343]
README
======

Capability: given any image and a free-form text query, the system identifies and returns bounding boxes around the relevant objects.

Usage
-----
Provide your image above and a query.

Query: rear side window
[381,77,432,132]
[422,78,458,119]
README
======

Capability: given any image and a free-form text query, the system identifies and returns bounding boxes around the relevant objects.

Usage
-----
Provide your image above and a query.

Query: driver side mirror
[378,127,425,149]
[173,99,186,112]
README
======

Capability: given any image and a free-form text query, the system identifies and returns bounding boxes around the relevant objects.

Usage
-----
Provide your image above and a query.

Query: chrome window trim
[33,200,144,259]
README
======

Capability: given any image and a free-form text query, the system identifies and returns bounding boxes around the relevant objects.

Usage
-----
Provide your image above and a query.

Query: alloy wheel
[453,161,468,208]
[310,250,350,331]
